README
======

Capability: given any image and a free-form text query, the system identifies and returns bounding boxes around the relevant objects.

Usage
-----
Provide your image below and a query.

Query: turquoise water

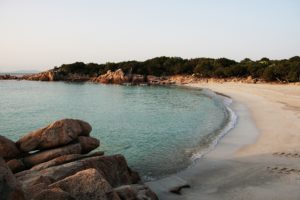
[0,80,229,179]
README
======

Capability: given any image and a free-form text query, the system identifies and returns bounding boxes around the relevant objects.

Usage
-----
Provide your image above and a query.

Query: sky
[0,0,300,72]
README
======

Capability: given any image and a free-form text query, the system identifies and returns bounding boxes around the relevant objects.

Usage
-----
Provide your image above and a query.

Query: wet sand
[147,83,300,200]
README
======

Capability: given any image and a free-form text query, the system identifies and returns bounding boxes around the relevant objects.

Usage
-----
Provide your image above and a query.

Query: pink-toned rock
[50,168,120,200]
[0,135,20,159]
[17,155,140,194]
[78,136,100,153]
[24,71,50,81]
[21,176,53,199]
[31,151,104,171]
[22,143,82,167]
[14,151,157,200]
[30,154,82,171]
[23,71,60,81]
[32,187,75,200]
[93,69,129,84]
[16,119,92,152]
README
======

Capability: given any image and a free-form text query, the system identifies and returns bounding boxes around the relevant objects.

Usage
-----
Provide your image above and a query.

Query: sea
[0,80,236,180]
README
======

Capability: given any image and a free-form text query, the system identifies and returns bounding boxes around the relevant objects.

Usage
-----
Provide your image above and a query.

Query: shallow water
[0,80,229,179]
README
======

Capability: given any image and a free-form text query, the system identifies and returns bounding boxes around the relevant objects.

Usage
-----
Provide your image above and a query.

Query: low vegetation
[54,56,300,82]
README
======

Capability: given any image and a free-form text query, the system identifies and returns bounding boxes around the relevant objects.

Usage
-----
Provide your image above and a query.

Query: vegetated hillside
[53,56,300,82]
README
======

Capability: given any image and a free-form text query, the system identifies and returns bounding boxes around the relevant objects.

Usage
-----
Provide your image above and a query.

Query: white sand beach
[147,83,300,200]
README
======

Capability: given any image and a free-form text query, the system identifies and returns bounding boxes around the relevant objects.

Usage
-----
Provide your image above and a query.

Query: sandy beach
[147,83,300,200]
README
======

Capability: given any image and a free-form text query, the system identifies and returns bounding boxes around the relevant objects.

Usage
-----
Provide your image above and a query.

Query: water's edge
[143,85,238,181]
[190,88,237,161]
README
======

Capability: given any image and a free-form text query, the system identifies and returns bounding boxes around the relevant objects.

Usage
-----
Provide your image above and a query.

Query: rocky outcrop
[30,152,104,171]
[0,136,20,159]
[91,69,175,86]
[147,75,175,85]
[78,136,100,154]
[16,154,142,199]
[16,119,92,152]
[22,70,91,82]
[22,68,178,86]
[6,159,25,173]
[0,74,19,80]
[0,157,26,200]
[129,74,146,85]
[16,155,140,188]
[49,168,120,200]
[32,187,75,200]
[22,143,83,167]
[92,69,128,84]
[23,71,59,81]
[0,119,157,200]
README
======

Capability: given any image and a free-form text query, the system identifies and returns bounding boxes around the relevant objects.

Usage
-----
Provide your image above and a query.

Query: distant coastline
[0,70,40,75]
[1,56,299,84]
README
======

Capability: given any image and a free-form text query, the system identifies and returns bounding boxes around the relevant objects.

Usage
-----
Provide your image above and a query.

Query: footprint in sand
[272,152,300,158]
[266,166,300,175]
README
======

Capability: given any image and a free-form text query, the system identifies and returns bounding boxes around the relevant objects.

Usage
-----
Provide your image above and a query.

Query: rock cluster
[20,68,177,85]
[0,74,19,80]
[23,71,90,82]
[169,75,262,84]
[0,119,157,200]
[147,75,175,85]
[22,71,58,81]
[91,69,175,85]
[92,69,129,84]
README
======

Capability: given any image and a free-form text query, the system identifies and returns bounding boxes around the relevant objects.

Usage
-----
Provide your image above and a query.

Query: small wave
[190,89,238,161]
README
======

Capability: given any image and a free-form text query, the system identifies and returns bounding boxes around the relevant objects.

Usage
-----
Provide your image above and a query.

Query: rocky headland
[2,56,300,84]
[0,119,158,200]
[2,68,262,85]
[19,68,176,86]
[6,68,296,85]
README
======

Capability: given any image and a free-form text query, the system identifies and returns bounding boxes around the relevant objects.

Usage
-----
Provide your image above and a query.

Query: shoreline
[147,82,300,200]
[190,88,237,161]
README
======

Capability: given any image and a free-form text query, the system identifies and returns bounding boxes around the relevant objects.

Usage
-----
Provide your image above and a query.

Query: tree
[52,56,300,82]
[262,66,276,81]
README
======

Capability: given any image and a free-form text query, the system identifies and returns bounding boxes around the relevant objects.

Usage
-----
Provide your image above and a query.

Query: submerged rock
[114,184,158,200]
[169,184,191,195]
[0,135,20,159]
[16,119,92,152]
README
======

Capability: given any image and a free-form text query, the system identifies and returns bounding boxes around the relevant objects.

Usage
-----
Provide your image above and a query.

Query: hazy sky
[0,0,300,71]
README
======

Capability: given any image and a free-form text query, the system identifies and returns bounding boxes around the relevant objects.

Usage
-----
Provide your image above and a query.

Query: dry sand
[147,83,300,200]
